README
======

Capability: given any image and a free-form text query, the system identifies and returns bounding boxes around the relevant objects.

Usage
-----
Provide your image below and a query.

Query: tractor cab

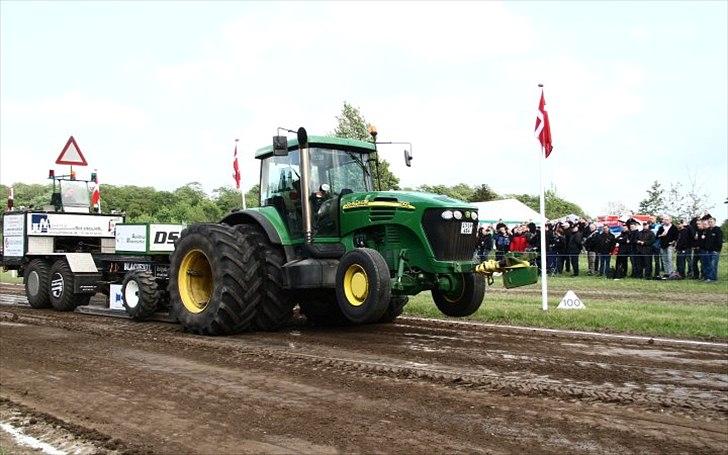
[257,135,376,241]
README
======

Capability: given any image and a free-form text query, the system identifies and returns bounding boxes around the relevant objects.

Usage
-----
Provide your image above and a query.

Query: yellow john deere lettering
[342,200,416,211]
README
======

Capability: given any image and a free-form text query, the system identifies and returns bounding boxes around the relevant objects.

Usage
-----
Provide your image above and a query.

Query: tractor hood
[338,190,480,269]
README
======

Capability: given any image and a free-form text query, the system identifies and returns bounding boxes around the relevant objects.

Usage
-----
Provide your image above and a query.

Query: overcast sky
[1,1,726,220]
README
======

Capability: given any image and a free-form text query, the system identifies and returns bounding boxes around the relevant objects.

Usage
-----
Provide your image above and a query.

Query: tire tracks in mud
[5,307,727,417]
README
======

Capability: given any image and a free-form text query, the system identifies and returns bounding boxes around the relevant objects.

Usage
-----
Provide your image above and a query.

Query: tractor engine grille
[369,206,396,222]
[421,209,477,261]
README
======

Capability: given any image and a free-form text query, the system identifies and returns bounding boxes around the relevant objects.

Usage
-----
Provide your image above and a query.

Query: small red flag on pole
[232,140,241,189]
[91,169,101,209]
[232,139,246,210]
[535,90,554,158]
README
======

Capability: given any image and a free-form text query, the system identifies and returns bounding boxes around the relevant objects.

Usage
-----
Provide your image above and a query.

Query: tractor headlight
[453,210,463,220]
[470,211,478,221]
[441,210,454,220]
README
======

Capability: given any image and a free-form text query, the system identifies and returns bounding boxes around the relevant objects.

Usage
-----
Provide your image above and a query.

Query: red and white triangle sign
[56,136,88,166]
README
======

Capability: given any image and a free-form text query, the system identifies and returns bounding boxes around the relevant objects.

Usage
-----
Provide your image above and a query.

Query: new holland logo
[51,274,64,298]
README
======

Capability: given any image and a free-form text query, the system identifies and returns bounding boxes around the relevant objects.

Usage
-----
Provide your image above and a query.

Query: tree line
[0,181,587,222]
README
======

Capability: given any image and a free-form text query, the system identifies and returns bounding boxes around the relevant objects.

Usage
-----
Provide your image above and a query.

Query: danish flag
[233,141,241,189]
[534,90,554,158]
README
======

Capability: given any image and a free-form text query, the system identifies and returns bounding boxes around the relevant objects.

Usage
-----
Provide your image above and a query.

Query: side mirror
[273,136,288,156]
[404,149,413,167]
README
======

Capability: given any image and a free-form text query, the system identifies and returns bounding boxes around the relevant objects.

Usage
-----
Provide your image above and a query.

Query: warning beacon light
[91,171,97,183]
[70,169,76,180]
[48,169,55,179]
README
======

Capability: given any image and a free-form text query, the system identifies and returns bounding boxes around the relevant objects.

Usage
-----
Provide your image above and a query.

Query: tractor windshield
[59,180,91,212]
[308,148,373,195]
[260,147,373,239]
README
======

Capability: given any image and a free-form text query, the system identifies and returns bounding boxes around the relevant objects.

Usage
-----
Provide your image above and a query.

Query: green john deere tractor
[168,127,538,335]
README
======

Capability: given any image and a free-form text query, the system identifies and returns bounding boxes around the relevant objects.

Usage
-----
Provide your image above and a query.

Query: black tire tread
[432,273,485,317]
[169,223,260,335]
[49,260,90,312]
[122,269,160,321]
[235,224,294,331]
[24,259,51,309]
[335,248,391,324]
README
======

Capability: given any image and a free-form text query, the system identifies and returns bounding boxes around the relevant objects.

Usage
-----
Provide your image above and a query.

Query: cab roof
[255,135,376,159]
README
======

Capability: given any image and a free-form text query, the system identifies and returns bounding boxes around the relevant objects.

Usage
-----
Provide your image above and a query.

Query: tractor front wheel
[335,248,391,324]
[432,273,485,317]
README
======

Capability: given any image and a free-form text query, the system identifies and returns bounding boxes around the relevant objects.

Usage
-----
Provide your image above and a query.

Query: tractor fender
[220,210,282,245]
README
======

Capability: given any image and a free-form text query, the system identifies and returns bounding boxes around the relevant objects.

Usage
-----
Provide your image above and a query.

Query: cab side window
[260,151,302,238]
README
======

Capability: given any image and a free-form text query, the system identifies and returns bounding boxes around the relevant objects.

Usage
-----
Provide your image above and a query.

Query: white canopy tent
[471,199,541,227]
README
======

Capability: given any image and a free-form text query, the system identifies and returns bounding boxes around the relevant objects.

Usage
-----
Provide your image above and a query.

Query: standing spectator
[635,222,656,279]
[494,225,511,262]
[702,215,723,282]
[648,222,661,278]
[596,225,615,276]
[656,215,678,278]
[553,226,567,274]
[562,222,573,274]
[675,221,692,279]
[510,226,528,252]
[475,226,492,262]
[614,226,630,279]
[691,218,704,279]
[566,224,583,276]
[583,223,599,275]
[546,223,558,275]
[627,222,640,278]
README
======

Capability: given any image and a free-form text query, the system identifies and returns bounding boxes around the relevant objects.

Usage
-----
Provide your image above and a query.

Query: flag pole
[538,83,549,311]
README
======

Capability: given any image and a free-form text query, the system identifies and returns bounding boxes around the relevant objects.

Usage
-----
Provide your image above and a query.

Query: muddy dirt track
[1,286,727,454]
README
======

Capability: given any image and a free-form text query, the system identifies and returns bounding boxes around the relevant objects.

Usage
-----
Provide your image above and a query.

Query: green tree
[638,180,666,216]
[469,184,500,202]
[1,183,53,212]
[244,184,261,209]
[506,190,587,219]
[417,183,474,202]
[332,101,400,191]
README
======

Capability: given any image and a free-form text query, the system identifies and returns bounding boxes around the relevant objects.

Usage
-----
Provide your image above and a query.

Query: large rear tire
[335,248,391,324]
[122,269,159,321]
[169,223,259,335]
[49,260,91,311]
[432,273,485,317]
[24,259,51,309]
[235,225,294,331]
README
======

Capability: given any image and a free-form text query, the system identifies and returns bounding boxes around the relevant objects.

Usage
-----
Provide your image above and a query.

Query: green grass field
[405,252,728,341]
[0,269,22,284]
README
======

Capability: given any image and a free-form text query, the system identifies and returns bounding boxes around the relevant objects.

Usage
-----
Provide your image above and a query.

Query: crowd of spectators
[475,214,723,283]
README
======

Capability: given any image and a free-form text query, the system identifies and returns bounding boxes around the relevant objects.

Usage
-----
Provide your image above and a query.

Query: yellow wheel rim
[178,249,213,314]
[343,264,369,307]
